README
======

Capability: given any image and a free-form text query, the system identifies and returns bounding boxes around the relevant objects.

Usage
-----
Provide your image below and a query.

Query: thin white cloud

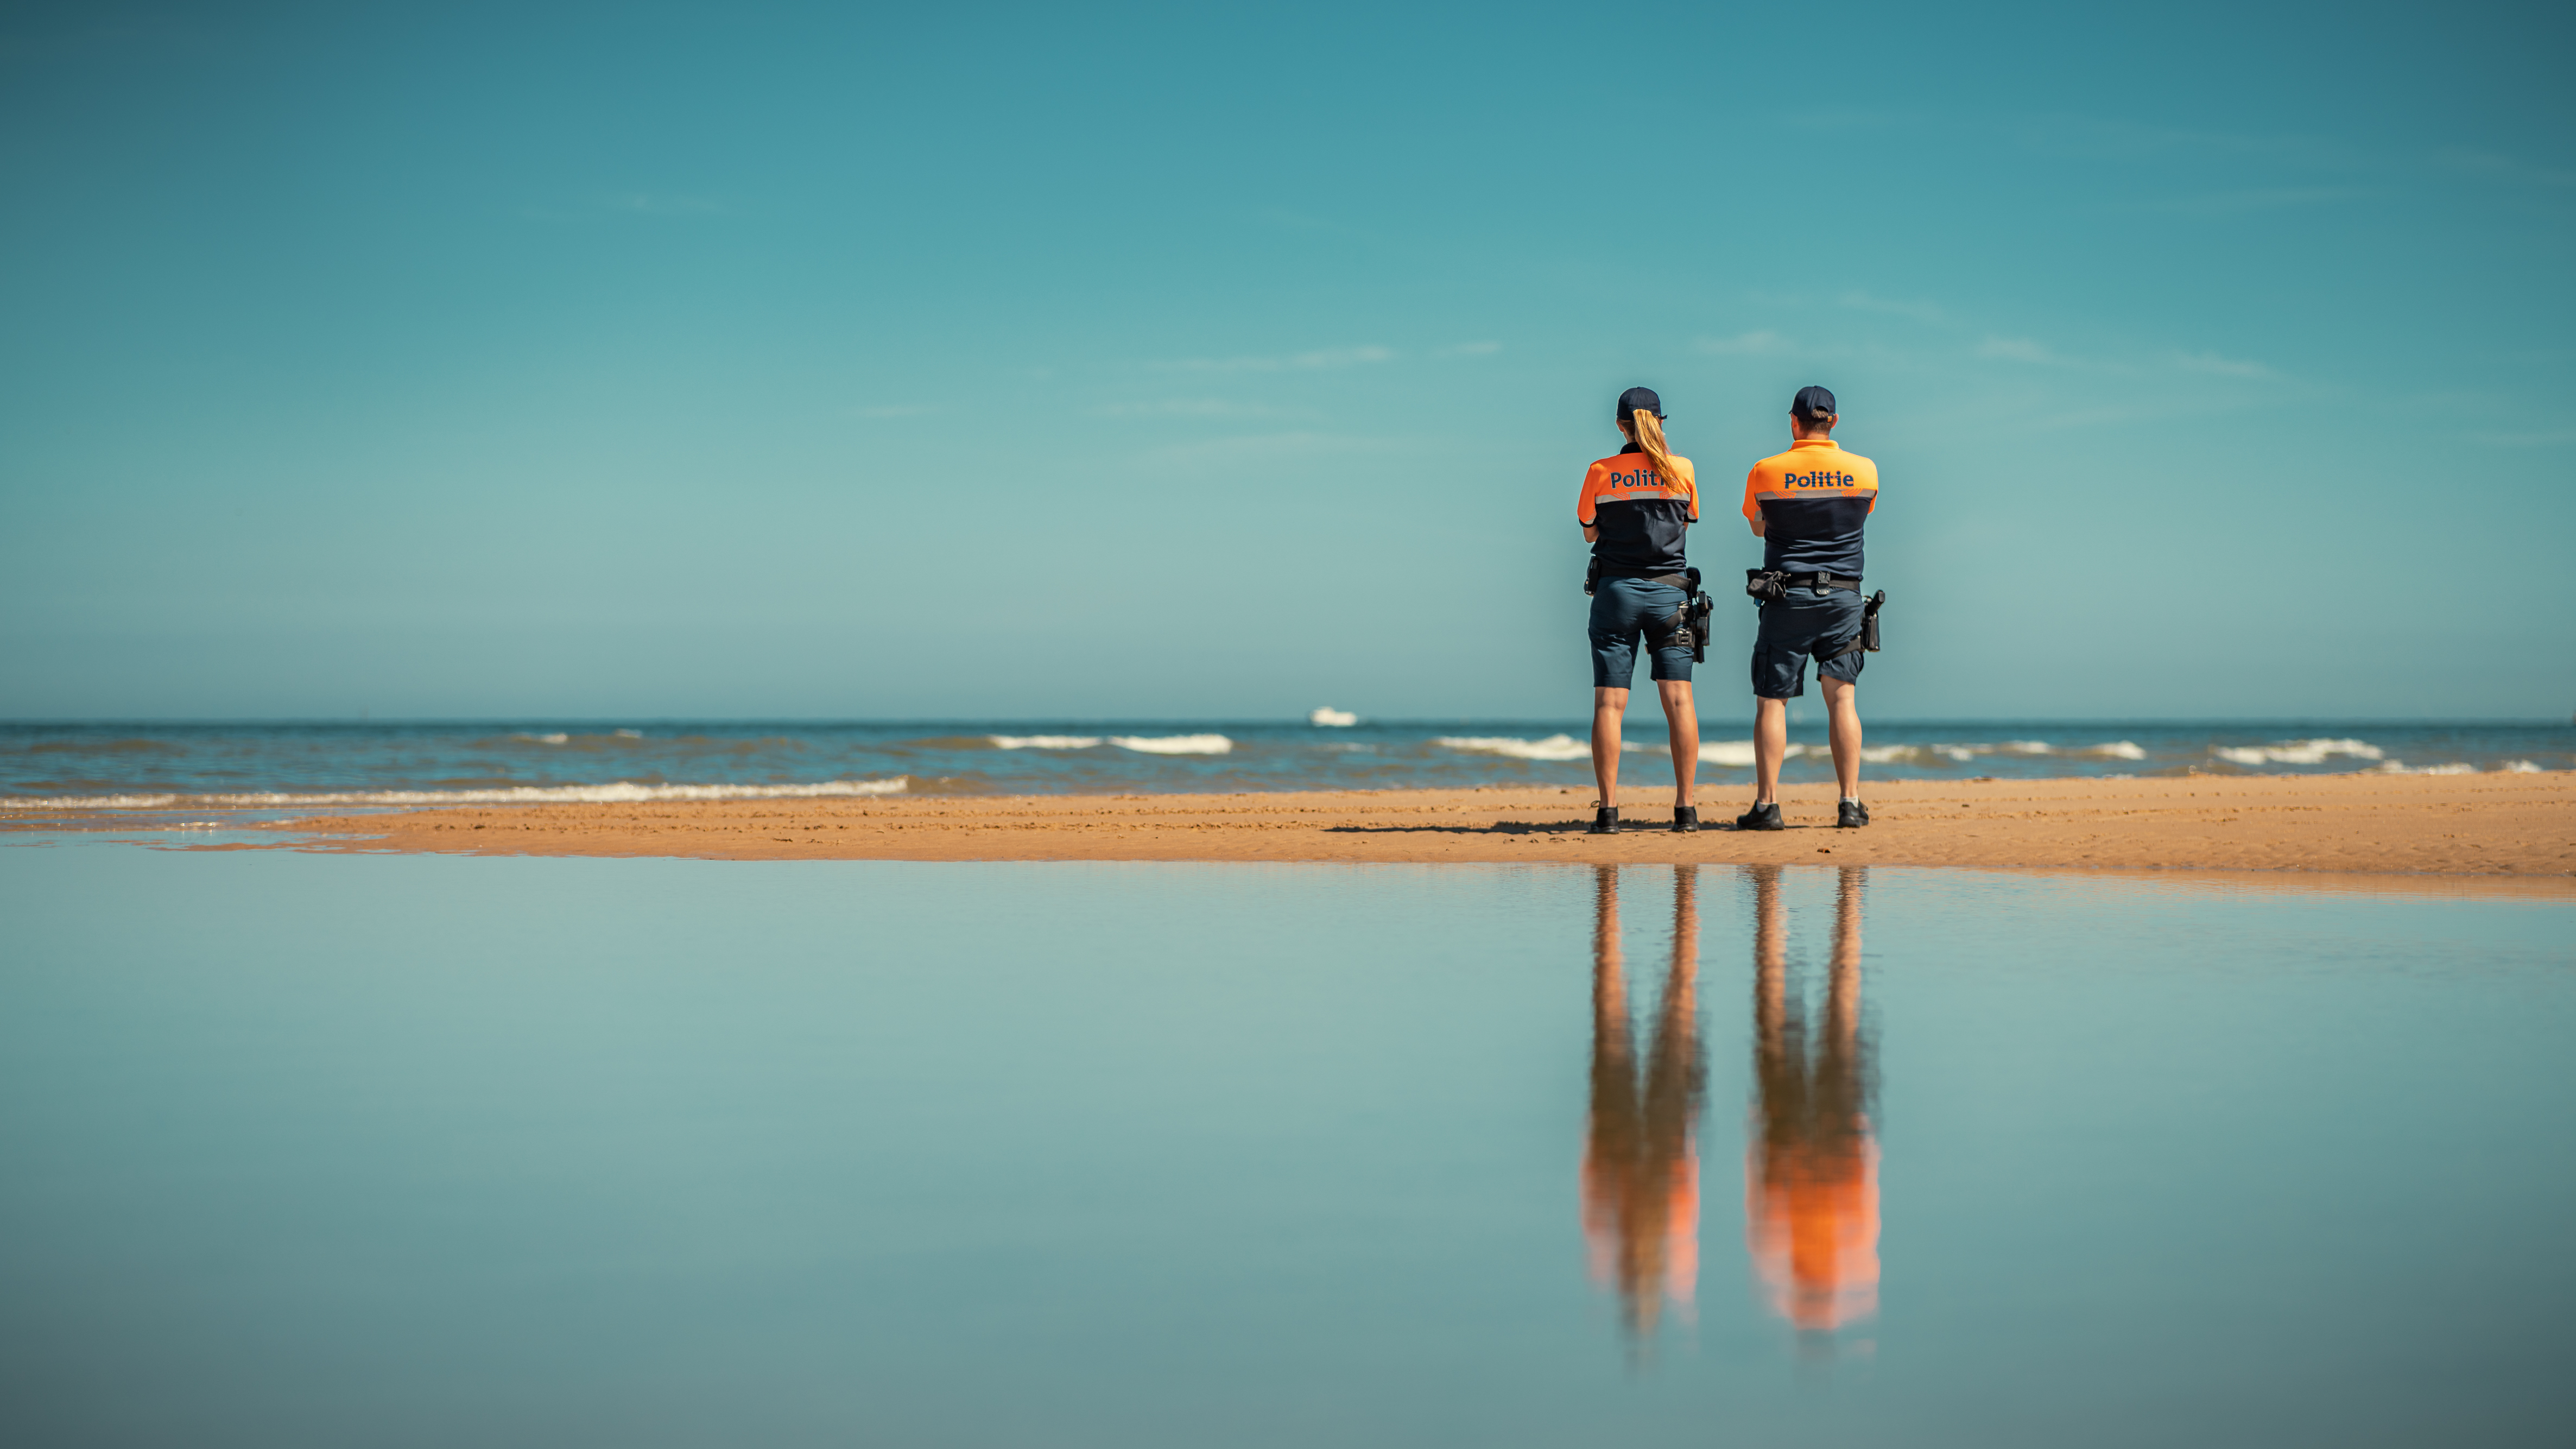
[2434,148,2576,190]
[1163,346,1394,373]
[1838,292,1947,324]
[1135,431,1395,469]
[1255,207,1372,238]
[2173,351,2275,378]
[1695,330,1792,356]
[1976,336,2062,365]
[2123,187,2374,214]
[605,192,725,216]
[1092,400,1307,419]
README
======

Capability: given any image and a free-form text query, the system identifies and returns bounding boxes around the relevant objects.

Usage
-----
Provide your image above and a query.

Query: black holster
[1645,568,1712,664]
[1824,590,1888,659]
[1583,555,1602,597]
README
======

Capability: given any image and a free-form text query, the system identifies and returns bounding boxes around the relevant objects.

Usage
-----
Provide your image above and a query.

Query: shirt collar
[1792,437,1839,450]
[1618,442,1644,454]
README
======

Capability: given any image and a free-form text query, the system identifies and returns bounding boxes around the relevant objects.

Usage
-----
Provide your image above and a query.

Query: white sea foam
[1697,738,2140,768]
[2211,738,2383,767]
[614,729,644,739]
[7,792,186,809]
[1699,741,1754,767]
[1308,707,1358,727]
[1439,734,1590,762]
[2503,760,2543,773]
[1110,734,1233,755]
[4,778,910,810]
[516,732,571,745]
[1698,741,1819,767]
[2372,760,2477,776]
[989,735,1103,750]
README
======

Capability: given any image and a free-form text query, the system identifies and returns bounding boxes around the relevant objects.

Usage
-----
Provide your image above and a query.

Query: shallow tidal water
[2,845,2570,1447]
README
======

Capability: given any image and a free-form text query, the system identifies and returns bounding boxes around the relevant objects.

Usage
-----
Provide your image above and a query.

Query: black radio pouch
[1745,568,1789,603]
[1584,555,1602,597]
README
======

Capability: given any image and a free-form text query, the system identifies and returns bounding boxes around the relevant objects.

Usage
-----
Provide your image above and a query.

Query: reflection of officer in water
[1742,864,1881,1333]
[1579,865,1707,1336]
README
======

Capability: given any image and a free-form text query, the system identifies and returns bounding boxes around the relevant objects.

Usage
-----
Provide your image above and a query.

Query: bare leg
[1591,687,1629,807]
[1752,696,1788,805]
[1656,680,1698,807]
[1821,676,1862,800]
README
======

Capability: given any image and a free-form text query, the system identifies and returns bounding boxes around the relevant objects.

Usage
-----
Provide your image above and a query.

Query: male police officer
[1738,386,1878,831]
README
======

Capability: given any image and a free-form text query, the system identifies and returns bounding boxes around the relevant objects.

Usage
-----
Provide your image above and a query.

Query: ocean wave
[4,778,910,810]
[1109,734,1233,755]
[2503,760,2543,773]
[1698,741,1826,767]
[514,732,571,745]
[1440,735,1590,762]
[1701,739,2145,768]
[1308,707,1358,727]
[1700,741,1754,767]
[989,735,1103,750]
[2372,761,2477,776]
[2211,738,2384,767]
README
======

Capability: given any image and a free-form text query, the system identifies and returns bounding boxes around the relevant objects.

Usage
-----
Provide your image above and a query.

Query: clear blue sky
[3,1,2569,722]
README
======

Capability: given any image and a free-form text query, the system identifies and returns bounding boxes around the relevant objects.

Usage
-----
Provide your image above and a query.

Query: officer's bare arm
[1583,524,1598,543]
[1748,514,1767,537]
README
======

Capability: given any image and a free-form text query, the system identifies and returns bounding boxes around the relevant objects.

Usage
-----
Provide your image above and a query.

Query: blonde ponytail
[1630,410,1689,497]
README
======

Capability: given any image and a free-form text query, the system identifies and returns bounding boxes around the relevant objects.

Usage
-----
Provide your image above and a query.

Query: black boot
[1671,806,1700,833]
[1734,802,1784,832]
[1588,806,1621,835]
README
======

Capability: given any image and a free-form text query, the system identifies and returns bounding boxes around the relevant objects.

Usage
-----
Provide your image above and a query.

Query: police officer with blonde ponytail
[1577,385,1702,834]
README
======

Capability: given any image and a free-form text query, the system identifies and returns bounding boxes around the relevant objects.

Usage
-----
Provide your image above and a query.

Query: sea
[1,718,2567,814]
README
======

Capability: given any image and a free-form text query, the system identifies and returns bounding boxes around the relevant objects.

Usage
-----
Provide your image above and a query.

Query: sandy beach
[237,770,2574,882]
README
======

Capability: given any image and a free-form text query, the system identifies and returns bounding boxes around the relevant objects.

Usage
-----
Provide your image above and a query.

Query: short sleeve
[1677,458,1699,520]
[1741,466,1763,522]
[1577,463,1603,526]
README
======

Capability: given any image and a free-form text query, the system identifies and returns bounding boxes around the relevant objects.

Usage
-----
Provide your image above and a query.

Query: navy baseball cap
[1791,385,1838,421]
[1616,385,1665,419]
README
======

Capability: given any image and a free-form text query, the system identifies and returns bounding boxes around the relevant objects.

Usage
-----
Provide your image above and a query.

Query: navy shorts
[1752,586,1866,699]
[1589,576,1694,688]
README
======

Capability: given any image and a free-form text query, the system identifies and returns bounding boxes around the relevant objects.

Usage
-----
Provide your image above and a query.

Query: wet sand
[238,771,2574,882]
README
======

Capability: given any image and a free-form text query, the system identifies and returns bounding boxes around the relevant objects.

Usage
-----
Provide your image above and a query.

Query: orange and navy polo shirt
[1578,444,1699,577]
[1741,438,1878,577]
